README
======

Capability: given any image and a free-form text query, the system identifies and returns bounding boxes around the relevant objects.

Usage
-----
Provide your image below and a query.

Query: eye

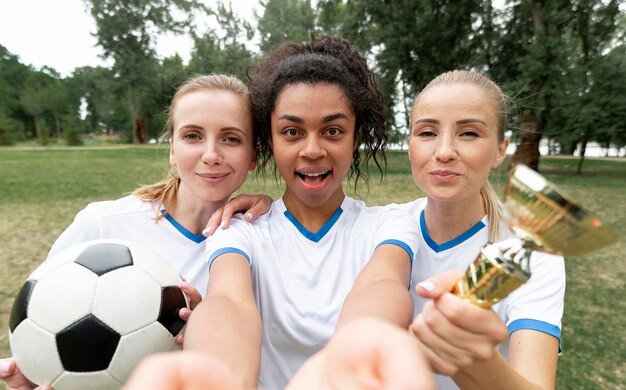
[223,135,241,144]
[283,127,300,137]
[459,129,479,138]
[324,127,343,137]
[182,131,201,141]
[415,128,437,138]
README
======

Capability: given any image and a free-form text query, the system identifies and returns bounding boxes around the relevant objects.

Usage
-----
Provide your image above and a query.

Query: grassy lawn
[0,146,623,389]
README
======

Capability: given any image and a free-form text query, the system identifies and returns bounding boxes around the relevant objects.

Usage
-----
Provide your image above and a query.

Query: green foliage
[83,0,206,143]
[188,1,254,79]
[257,0,316,52]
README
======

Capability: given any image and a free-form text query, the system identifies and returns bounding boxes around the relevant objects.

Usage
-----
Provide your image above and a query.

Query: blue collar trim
[420,210,485,253]
[284,207,344,243]
[162,210,207,244]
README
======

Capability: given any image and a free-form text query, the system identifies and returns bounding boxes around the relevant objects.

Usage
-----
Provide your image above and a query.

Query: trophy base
[453,240,531,308]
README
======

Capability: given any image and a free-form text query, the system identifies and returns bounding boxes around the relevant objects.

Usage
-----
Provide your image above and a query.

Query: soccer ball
[8,239,189,390]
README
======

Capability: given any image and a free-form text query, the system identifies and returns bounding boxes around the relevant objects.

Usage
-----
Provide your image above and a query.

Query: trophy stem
[453,238,532,308]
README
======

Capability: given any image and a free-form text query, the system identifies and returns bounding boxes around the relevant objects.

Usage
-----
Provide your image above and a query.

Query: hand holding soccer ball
[8,239,189,390]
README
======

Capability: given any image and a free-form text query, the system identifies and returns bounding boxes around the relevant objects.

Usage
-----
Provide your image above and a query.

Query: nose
[434,133,457,162]
[298,134,326,160]
[202,140,223,165]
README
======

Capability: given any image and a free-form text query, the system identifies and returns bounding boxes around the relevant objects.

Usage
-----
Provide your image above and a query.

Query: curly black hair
[248,35,388,190]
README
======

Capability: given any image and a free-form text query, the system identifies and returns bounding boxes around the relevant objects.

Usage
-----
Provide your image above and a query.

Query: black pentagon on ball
[158,286,187,336]
[9,279,37,333]
[56,314,120,372]
[75,242,133,276]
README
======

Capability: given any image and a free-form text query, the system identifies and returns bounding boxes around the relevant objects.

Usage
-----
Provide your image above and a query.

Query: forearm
[183,296,262,389]
[453,353,547,390]
[337,279,413,329]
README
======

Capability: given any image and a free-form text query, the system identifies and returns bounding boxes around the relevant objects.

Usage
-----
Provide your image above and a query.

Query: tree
[256,0,316,52]
[83,0,205,143]
[188,1,254,79]
[317,0,483,145]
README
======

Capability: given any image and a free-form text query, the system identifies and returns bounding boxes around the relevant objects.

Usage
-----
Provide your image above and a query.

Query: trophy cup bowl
[453,164,618,308]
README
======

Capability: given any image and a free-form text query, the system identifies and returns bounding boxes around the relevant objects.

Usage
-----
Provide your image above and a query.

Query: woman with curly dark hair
[183,36,431,389]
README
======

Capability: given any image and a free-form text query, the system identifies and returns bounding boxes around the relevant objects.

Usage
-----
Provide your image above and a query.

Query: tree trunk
[510,112,542,171]
[576,138,588,175]
[134,115,148,144]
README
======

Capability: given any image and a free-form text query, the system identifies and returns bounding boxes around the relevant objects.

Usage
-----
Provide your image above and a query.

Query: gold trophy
[453,163,618,308]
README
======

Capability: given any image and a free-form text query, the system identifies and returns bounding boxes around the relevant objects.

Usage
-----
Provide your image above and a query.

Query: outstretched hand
[409,270,509,376]
[124,351,246,390]
[203,194,273,237]
[287,318,436,390]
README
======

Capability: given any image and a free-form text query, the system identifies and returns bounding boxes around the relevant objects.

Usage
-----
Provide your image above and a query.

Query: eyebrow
[277,113,349,124]
[178,124,246,133]
[412,118,488,126]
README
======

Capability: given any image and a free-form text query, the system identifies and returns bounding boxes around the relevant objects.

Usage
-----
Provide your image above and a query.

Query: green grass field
[0,146,624,389]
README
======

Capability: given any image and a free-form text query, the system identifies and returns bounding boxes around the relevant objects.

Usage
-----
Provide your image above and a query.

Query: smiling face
[270,82,356,213]
[169,89,255,206]
[408,83,508,205]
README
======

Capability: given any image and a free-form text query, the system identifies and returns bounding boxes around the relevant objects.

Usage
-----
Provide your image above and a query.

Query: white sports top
[48,195,210,297]
[206,196,420,389]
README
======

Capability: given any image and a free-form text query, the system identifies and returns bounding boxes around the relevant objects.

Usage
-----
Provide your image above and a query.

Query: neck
[423,194,486,244]
[167,189,228,236]
[282,188,345,233]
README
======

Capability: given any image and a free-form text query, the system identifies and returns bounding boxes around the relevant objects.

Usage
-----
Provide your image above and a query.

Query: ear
[169,138,176,167]
[492,137,510,168]
[249,146,258,172]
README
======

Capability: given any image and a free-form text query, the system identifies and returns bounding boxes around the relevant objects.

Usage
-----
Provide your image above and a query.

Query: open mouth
[296,170,331,186]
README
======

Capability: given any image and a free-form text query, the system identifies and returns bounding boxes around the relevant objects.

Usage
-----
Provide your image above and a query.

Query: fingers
[244,194,273,221]
[413,269,465,299]
[203,194,273,237]
[1,358,38,390]
[203,209,224,237]
[125,351,244,390]
[409,293,509,375]
[433,294,508,341]
[326,318,436,390]
[180,282,202,311]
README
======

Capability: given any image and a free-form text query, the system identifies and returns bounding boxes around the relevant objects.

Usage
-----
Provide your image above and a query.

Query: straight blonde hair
[132,74,251,220]
[411,70,509,242]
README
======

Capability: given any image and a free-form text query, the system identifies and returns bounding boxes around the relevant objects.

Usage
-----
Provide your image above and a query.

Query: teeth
[299,171,329,177]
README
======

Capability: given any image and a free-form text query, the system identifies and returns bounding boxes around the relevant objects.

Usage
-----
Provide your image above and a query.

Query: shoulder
[78,195,156,219]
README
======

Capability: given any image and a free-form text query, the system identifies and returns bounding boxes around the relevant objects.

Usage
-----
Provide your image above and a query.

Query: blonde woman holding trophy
[403,70,565,390]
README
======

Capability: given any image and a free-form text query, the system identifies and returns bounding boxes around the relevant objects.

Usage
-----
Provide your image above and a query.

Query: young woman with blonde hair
[405,70,565,390]
[1,74,269,390]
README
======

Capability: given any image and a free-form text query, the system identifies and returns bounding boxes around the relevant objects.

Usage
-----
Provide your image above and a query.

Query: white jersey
[394,198,565,390]
[206,196,419,390]
[48,195,210,297]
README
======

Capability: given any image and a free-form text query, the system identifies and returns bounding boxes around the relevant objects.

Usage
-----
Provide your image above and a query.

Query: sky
[0,0,257,77]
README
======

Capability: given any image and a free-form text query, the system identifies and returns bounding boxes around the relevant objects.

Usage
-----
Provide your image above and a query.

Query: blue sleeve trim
[376,239,414,265]
[207,247,250,269]
[509,318,562,352]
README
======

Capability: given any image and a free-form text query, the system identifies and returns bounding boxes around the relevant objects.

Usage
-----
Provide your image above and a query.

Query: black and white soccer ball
[8,239,189,390]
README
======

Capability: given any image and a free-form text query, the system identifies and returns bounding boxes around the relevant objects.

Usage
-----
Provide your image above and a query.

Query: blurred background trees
[1,0,624,171]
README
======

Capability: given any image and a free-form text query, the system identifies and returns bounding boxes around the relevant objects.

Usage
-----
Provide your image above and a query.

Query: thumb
[414,269,464,299]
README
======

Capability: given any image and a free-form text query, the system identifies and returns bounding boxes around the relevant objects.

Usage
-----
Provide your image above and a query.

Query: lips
[429,169,460,183]
[296,169,331,189]
[197,172,230,182]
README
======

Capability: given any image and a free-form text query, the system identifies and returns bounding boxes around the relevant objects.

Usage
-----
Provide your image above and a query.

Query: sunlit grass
[0,146,623,389]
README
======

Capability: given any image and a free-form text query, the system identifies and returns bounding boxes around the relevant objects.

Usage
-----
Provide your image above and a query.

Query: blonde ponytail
[480,181,508,242]
[132,172,181,221]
